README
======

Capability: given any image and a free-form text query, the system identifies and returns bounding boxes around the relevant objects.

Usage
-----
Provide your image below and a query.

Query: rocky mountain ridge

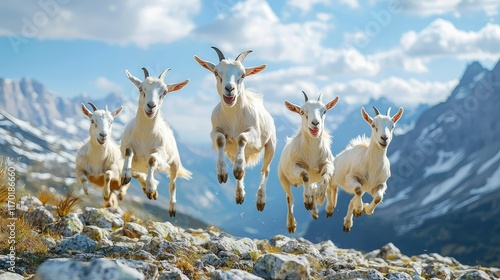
[1,196,499,280]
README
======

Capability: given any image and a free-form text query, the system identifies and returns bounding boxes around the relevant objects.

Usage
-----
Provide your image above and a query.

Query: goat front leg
[233,128,259,180]
[121,148,134,185]
[103,170,114,204]
[212,129,228,183]
[343,196,357,232]
[235,176,246,205]
[363,183,387,215]
[291,163,313,210]
[145,154,160,200]
[311,184,319,219]
[345,175,364,217]
[76,169,89,195]
[316,160,334,205]
[131,171,147,193]
[256,139,275,211]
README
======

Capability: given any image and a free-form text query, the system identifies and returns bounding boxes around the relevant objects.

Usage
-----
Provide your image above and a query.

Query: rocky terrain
[0,196,499,280]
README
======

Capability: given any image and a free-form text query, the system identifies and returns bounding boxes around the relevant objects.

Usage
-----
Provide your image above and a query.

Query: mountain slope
[305,60,500,266]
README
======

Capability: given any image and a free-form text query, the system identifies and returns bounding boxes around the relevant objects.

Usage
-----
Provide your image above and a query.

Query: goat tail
[178,166,193,180]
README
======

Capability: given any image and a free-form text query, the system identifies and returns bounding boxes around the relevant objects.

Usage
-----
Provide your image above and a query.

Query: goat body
[278,92,339,233]
[326,106,403,232]
[121,67,190,217]
[195,47,276,211]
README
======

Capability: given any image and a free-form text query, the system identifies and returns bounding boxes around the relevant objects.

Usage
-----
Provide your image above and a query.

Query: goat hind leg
[343,197,356,232]
[233,136,247,180]
[326,184,338,218]
[168,164,179,217]
[214,132,228,183]
[235,177,246,204]
[256,140,275,211]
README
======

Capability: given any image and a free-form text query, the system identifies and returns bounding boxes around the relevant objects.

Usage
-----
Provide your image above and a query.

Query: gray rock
[424,263,452,280]
[205,234,258,256]
[314,240,338,259]
[35,258,145,280]
[328,268,385,280]
[82,207,123,228]
[158,262,189,280]
[117,260,158,280]
[253,253,310,280]
[19,196,43,208]
[212,269,264,280]
[147,221,184,241]
[387,272,413,280]
[49,213,83,237]
[82,225,109,241]
[25,206,55,227]
[0,271,24,280]
[379,242,402,261]
[54,234,97,253]
[203,253,222,267]
[457,269,491,280]
[124,222,148,239]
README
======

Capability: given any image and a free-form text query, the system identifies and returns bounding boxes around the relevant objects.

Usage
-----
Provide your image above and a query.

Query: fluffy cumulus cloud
[193,0,329,63]
[0,0,200,48]
[323,77,458,106]
[401,19,500,60]
[400,0,500,16]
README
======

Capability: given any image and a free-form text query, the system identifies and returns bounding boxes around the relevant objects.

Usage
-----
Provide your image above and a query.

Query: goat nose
[381,135,388,141]
[147,102,156,109]
[225,85,234,92]
[312,120,319,126]
[100,133,107,138]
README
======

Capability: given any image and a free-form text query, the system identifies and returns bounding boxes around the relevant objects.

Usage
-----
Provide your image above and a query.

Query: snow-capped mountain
[305,60,500,266]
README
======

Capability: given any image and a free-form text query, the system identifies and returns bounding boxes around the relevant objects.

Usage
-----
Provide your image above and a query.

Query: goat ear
[285,101,301,114]
[81,103,93,119]
[194,55,216,73]
[361,107,373,125]
[245,64,266,76]
[111,106,123,118]
[392,107,404,123]
[325,96,340,111]
[125,70,142,88]
[167,79,190,93]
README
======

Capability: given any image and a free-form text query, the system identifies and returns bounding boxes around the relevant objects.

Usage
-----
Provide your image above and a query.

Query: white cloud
[0,0,200,48]
[401,19,500,60]
[94,77,122,95]
[322,77,458,107]
[400,0,500,16]
[193,0,330,63]
[286,0,331,13]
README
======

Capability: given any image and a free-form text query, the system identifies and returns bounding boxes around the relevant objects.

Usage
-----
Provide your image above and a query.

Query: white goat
[75,102,127,208]
[326,106,404,232]
[278,91,339,233]
[121,67,191,217]
[194,47,276,210]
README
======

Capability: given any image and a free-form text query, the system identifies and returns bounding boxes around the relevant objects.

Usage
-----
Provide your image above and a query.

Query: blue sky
[0,0,499,144]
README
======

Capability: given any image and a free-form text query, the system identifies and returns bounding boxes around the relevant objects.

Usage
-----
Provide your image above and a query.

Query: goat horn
[302,91,309,102]
[373,106,380,116]
[87,102,98,111]
[317,93,323,101]
[236,50,252,63]
[387,107,392,116]
[142,67,150,79]
[211,46,226,61]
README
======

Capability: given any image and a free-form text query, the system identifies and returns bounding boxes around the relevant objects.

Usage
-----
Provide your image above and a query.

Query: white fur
[194,47,276,210]
[326,106,404,232]
[75,103,129,209]
[278,92,339,233]
[121,67,191,217]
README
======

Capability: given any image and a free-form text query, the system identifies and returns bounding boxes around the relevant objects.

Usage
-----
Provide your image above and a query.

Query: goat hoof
[326,212,333,218]
[304,202,313,210]
[312,212,319,219]
[343,225,351,233]
[152,191,158,200]
[169,210,176,217]
[233,169,244,180]
[256,202,265,211]
[121,176,131,185]
[236,196,245,204]
[117,193,124,201]
[218,173,228,184]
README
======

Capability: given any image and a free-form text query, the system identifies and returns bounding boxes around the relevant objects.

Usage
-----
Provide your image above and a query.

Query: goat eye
[241,74,245,79]
[214,72,219,77]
